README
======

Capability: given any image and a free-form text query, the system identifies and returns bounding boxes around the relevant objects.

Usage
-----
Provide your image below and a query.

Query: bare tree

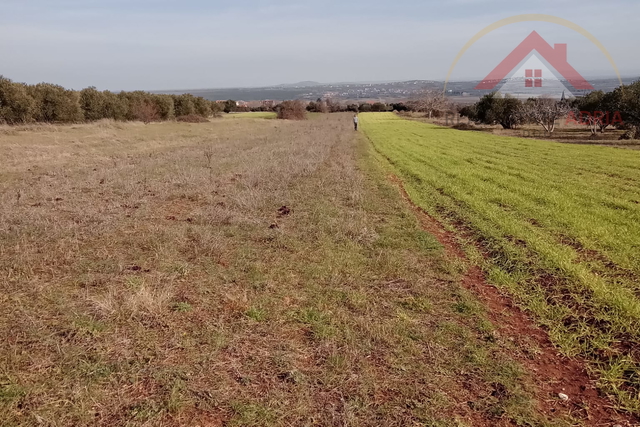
[132,100,160,124]
[276,100,307,120]
[412,90,449,119]
[523,96,572,133]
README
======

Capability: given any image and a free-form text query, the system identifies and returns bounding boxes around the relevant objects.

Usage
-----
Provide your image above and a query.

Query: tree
[471,93,524,129]
[132,100,160,124]
[0,77,224,125]
[412,89,449,118]
[0,76,35,124]
[223,99,237,114]
[193,96,212,117]
[358,103,372,113]
[79,87,106,122]
[610,81,640,138]
[371,102,388,112]
[325,98,342,113]
[523,96,572,133]
[307,99,329,113]
[117,91,140,121]
[276,100,307,120]
[210,101,223,118]
[389,102,409,112]
[152,94,175,121]
[102,90,128,121]
[572,90,618,135]
[458,104,477,121]
[28,83,83,123]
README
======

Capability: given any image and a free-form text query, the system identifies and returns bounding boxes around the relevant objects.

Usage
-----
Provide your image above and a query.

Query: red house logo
[475,31,594,93]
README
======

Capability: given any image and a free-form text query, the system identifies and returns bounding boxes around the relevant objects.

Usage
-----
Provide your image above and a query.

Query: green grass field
[361,112,640,413]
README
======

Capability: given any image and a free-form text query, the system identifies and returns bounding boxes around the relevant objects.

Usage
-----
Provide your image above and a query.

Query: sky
[1,0,639,91]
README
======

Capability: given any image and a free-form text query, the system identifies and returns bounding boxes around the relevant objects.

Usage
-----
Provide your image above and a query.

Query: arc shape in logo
[443,14,622,93]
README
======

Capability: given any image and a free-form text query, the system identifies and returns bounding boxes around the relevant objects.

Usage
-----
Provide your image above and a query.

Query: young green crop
[361,112,640,414]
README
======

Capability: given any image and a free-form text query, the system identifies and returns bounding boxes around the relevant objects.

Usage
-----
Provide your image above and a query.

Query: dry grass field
[0,114,632,426]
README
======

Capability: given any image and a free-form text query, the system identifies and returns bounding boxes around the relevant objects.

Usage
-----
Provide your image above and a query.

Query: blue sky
[1,0,639,90]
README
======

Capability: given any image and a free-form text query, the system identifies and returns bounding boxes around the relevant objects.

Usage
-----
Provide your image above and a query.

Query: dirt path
[388,174,639,427]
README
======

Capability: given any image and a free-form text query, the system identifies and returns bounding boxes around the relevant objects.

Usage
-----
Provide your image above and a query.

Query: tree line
[458,81,640,138]
[0,76,222,125]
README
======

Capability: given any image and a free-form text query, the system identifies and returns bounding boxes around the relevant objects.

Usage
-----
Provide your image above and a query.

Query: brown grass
[0,114,579,426]
[176,114,209,123]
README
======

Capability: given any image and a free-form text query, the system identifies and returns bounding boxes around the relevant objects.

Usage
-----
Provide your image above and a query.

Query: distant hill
[276,81,323,88]
[153,77,635,103]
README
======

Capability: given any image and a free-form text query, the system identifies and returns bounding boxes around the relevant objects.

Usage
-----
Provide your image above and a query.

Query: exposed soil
[389,174,640,427]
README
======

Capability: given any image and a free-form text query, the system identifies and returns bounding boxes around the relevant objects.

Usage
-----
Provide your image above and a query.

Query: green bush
[28,83,83,123]
[152,95,175,121]
[102,91,128,121]
[473,92,523,129]
[79,87,106,122]
[193,96,211,117]
[0,76,35,124]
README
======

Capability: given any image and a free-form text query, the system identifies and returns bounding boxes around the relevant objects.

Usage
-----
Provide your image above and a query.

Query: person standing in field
[353,114,359,131]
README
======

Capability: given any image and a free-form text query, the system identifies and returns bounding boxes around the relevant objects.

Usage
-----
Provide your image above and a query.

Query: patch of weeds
[293,307,336,340]
[128,399,164,422]
[72,316,106,337]
[326,353,348,371]
[172,302,193,313]
[245,307,267,322]
[452,290,483,316]
[125,276,145,290]
[412,230,442,251]
[167,262,189,277]
[229,402,277,426]
[0,381,26,405]
[397,296,432,313]
[165,380,189,415]
[276,370,304,385]
[77,359,113,381]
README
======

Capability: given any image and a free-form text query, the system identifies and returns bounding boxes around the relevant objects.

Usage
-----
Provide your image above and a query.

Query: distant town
[156,77,637,105]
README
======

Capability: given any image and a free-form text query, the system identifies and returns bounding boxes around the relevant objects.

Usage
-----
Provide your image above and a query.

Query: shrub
[474,92,524,129]
[619,128,639,140]
[210,101,223,118]
[152,94,175,121]
[79,87,106,122]
[132,100,160,124]
[193,97,212,117]
[223,100,237,114]
[459,105,477,121]
[0,77,35,124]
[371,102,388,112]
[28,83,83,123]
[452,123,476,131]
[0,77,226,125]
[102,91,128,121]
[276,100,307,120]
[173,94,196,117]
